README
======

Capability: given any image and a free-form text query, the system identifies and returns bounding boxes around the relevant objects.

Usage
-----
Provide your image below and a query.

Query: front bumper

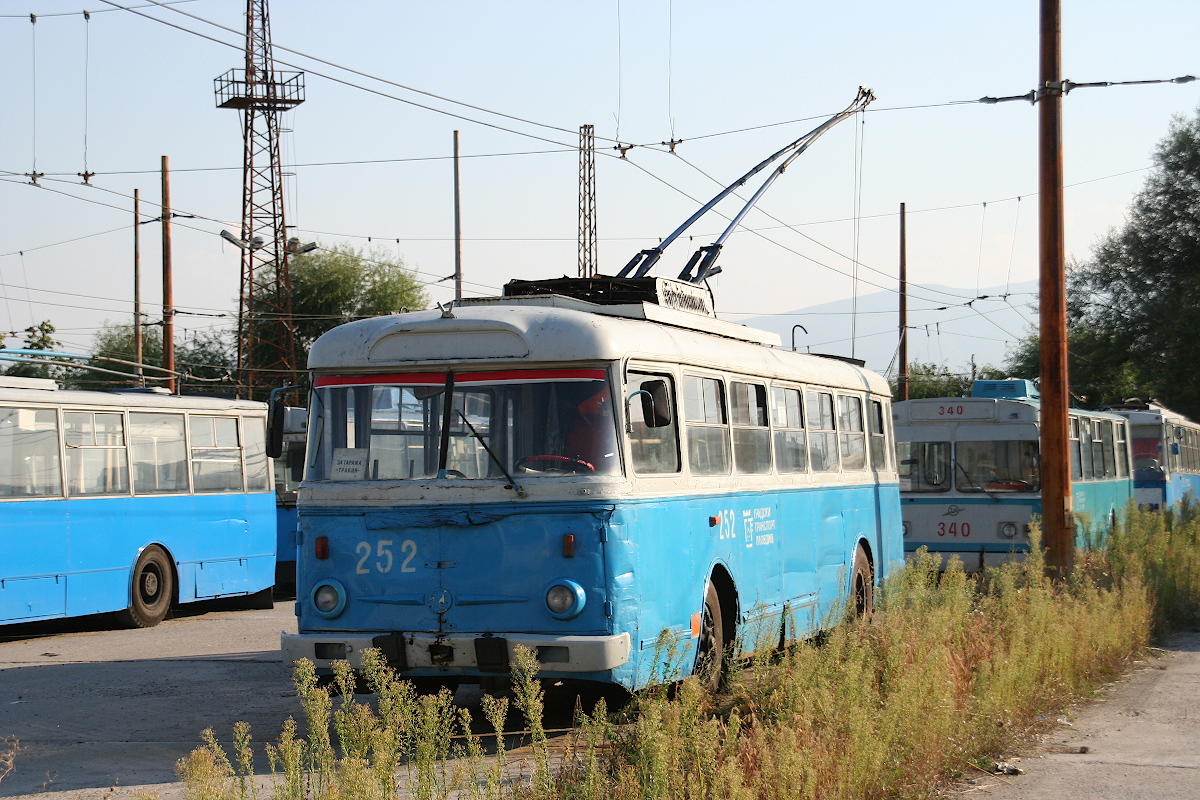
[281,630,631,674]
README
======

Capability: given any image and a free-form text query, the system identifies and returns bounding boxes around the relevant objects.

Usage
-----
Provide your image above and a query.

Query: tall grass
[179,507,1200,800]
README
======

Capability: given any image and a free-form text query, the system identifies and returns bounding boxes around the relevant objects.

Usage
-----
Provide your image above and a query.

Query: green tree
[1051,105,1200,417]
[285,244,428,365]
[4,321,64,380]
[893,359,1006,400]
[67,323,236,394]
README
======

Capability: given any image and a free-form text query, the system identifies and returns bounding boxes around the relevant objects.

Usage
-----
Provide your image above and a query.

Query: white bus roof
[0,385,266,412]
[307,296,891,396]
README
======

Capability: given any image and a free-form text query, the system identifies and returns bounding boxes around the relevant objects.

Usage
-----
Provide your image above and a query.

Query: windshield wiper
[456,410,526,498]
[956,461,1001,503]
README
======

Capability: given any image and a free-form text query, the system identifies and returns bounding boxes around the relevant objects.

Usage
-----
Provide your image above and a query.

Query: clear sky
[1,0,1197,374]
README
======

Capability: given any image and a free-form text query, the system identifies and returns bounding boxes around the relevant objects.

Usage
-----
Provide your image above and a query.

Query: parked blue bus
[894,380,1134,572]
[281,277,903,690]
[0,377,276,627]
[1095,401,1200,512]
[273,406,307,590]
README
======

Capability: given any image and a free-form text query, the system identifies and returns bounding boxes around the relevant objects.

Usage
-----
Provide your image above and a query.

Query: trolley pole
[898,202,909,402]
[161,156,176,394]
[133,188,143,378]
[1038,0,1072,572]
[453,130,463,303]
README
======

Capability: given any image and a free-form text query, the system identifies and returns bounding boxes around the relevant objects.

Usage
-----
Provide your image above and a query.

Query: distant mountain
[733,280,1038,377]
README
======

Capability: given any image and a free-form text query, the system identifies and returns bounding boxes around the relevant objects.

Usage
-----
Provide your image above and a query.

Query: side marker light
[562,534,575,558]
[315,536,329,560]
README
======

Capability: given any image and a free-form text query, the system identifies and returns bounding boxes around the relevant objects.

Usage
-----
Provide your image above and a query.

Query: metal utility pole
[898,202,908,401]
[133,188,143,378]
[1038,0,1072,572]
[215,0,304,399]
[161,157,175,394]
[453,130,463,302]
[578,124,598,277]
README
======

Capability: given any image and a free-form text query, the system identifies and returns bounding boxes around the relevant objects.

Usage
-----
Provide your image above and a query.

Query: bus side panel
[0,499,69,623]
[65,493,275,614]
[1072,478,1135,550]
[873,481,904,585]
[276,505,299,586]
[1167,472,1200,507]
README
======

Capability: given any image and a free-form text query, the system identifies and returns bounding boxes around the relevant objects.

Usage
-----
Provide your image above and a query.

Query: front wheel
[116,546,174,628]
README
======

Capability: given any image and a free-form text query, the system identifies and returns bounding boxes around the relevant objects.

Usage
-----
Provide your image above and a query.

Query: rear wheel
[117,546,174,628]
[850,546,875,621]
[695,582,725,691]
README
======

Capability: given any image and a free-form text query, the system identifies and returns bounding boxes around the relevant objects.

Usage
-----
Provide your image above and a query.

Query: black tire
[117,546,174,628]
[850,546,875,621]
[695,582,725,691]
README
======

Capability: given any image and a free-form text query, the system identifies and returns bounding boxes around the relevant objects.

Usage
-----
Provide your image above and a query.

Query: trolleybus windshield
[308,369,620,480]
[954,440,1040,492]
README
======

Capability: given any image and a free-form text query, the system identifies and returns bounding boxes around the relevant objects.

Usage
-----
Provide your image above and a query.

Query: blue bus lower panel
[291,482,903,690]
[1,492,276,625]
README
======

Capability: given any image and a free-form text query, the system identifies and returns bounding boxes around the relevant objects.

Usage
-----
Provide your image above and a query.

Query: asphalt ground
[958,628,1200,800]
[0,600,301,798]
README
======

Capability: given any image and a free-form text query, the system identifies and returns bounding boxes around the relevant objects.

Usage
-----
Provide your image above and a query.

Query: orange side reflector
[562,534,575,558]
[708,515,720,527]
[690,611,702,638]
[315,536,329,560]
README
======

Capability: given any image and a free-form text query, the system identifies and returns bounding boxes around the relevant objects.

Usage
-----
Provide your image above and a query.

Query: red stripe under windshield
[313,368,606,388]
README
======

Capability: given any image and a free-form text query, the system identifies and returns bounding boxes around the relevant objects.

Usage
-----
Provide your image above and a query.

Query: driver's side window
[627,371,680,474]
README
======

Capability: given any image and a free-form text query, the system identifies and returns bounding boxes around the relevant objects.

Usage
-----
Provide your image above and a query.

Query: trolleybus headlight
[544,579,586,620]
[312,580,347,618]
[902,521,911,538]
[999,523,1018,539]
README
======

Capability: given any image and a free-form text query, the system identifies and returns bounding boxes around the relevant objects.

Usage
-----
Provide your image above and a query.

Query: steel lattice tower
[214,0,304,398]
[578,125,597,277]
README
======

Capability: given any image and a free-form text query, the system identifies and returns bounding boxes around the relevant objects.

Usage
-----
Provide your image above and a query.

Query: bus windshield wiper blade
[456,410,526,498]
[956,461,1001,502]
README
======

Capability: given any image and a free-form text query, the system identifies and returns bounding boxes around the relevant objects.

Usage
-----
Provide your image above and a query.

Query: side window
[684,375,730,475]
[191,415,244,492]
[1079,418,1094,480]
[129,413,188,493]
[731,381,770,474]
[1115,422,1129,478]
[1094,420,1113,478]
[868,399,888,470]
[770,386,806,473]
[805,390,838,472]
[627,371,680,474]
[242,416,271,491]
[837,395,866,470]
[64,411,129,496]
[1099,420,1115,478]
[1070,416,1082,480]
[0,407,62,497]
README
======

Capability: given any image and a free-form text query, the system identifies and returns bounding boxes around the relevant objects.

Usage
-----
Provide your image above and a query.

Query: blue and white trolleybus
[282,277,903,690]
[0,377,276,627]
[894,380,1134,572]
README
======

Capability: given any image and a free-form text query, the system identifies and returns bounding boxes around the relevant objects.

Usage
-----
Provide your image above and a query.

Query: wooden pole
[898,202,909,401]
[1038,0,1072,572]
[161,156,176,394]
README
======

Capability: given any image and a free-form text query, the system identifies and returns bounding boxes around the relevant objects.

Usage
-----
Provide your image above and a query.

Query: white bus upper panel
[0,386,266,413]
[307,299,891,397]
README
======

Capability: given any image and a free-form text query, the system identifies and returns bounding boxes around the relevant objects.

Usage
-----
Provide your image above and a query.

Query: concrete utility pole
[898,202,908,402]
[453,130,463,302]
[161,156,175,394]
[133,188,142,378]
[1038,0,1072,572]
